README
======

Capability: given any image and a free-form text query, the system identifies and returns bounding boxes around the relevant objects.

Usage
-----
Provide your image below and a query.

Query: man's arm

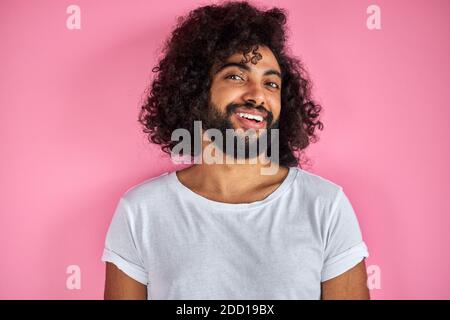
[320,259,370,300]
[104,262,147,300]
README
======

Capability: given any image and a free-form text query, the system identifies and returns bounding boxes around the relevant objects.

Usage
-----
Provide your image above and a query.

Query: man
[102,1,370,300]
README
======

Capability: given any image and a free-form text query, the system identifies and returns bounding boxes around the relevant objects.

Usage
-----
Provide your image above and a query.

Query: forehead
[212,45,281,74]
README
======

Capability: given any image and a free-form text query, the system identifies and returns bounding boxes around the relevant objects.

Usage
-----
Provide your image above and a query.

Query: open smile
[233,111,267,129]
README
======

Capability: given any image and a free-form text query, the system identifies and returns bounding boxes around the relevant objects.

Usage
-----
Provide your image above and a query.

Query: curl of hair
[138,0,324,167]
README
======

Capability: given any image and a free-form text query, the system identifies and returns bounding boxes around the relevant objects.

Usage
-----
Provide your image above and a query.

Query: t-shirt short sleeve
[101,197,148,285]
[321,188,369,282]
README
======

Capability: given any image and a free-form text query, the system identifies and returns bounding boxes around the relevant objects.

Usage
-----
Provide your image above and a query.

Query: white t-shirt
[101,166,369,300]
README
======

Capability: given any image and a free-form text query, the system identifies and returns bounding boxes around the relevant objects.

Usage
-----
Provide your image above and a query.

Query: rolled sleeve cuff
[321,241,369,282]
[101,248,148,285]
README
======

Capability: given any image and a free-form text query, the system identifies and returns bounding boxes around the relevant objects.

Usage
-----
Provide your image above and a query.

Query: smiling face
[209,45,282,130]
[200,45,282,160]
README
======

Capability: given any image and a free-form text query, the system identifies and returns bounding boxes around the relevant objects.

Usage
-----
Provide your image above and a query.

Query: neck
[186,161,288,197]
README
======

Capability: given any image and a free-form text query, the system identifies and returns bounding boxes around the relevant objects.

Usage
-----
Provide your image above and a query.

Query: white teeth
[237,112,264,122]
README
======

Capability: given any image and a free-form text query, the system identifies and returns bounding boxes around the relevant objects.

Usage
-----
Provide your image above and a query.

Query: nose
[241,81,265,107]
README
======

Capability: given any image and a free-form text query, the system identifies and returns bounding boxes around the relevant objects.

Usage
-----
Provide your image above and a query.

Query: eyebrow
[213,62,282,80]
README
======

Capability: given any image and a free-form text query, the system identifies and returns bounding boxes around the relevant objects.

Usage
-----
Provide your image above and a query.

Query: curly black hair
[138,0,324,168]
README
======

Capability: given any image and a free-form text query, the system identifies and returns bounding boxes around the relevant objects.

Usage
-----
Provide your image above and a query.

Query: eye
[266,81,280,89]
[225,74,245,81]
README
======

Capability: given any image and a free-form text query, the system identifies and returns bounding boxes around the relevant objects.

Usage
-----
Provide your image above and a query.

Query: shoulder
[290,167,348,223]
[293,167,343,201]
[119,171,172,210]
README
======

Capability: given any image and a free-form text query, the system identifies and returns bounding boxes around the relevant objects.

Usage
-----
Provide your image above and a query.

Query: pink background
[1,0,449,299]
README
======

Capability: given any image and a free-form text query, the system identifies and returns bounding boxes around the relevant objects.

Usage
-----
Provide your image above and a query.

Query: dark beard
[199,102,280,160]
